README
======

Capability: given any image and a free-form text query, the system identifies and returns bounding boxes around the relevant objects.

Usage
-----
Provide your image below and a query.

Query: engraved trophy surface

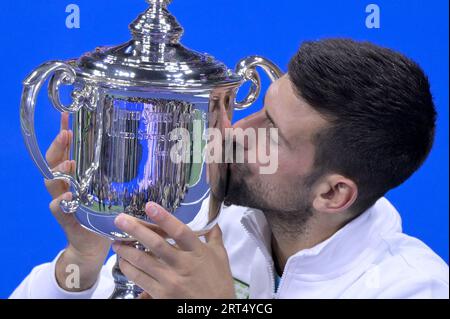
[20,0,282,298]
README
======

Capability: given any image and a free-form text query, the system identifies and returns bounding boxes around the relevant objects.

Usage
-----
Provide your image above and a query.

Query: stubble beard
[224,162,315,238]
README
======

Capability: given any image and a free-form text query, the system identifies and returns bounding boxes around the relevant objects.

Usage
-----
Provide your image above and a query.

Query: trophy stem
[109,242,145,299]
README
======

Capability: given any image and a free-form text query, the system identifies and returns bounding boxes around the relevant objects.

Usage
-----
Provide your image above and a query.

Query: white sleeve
[9,250,101,299]
[376,275,449,299]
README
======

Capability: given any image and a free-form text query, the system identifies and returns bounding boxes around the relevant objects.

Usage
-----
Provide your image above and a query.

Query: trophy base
[109,285,144,299]
[109,254,144,299]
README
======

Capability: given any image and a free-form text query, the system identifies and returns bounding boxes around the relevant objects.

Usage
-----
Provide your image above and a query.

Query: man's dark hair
[288,38,436,214]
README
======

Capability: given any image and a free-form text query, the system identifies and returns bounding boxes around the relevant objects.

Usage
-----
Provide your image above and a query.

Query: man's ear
[312,174,358,214]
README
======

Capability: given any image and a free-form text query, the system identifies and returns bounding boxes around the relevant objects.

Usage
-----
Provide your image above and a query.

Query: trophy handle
[234,56,283,110]
[20,61,99,213]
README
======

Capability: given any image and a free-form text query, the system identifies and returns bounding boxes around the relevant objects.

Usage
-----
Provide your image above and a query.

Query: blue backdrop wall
[0,0,448,298]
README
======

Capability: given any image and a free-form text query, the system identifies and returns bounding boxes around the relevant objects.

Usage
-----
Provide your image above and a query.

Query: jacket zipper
[274,264,287,298]
[240,220,277,299]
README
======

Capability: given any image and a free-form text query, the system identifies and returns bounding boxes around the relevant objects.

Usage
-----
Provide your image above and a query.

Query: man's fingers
[49,192,82,230]
[112,243,166,280]
[49,192,72,216]
[139,222,170,240]
[204,225,224,246]
[45,160,75,198]
[51,159,73,175]
[114,214,179,264]
[60,113,72,161]
[60,112,70,131]
[46,130,71,168]
[137,291,153,299]
[45,113,74,196]
[118,258,162,298]
[65,129,73,162]
[145,203,202,252]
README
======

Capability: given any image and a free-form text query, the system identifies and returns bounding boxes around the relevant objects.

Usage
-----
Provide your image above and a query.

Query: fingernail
[146,203,160,218]
[115,214,129,228]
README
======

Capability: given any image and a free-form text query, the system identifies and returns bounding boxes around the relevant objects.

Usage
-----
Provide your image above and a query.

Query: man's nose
[230,112,262,150]
[232,111,260,130]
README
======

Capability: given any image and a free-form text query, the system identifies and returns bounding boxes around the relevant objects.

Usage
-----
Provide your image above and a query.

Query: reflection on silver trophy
[20,0,282,298]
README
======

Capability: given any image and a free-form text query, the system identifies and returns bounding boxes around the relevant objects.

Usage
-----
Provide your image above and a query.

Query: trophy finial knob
[130,0,182,45]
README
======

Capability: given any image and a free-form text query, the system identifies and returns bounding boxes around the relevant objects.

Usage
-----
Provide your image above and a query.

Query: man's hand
[46,113,111,291]
[112,203,236,299]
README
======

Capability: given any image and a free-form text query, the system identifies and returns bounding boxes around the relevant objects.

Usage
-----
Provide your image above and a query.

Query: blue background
[0,0,448,298]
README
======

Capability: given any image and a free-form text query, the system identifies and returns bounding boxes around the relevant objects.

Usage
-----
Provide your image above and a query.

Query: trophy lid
[75,0,241,89]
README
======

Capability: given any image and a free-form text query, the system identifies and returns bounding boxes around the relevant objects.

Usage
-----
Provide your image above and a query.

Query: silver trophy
[20,0,282,298]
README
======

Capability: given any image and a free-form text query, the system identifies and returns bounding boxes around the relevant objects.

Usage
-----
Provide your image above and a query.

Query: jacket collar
[240,197,402,279]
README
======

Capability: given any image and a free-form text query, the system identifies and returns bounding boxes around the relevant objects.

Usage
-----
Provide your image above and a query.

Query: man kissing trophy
[20,0,282,298]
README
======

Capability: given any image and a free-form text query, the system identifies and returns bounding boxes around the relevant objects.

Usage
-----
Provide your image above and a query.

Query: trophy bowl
[20,0,282,298]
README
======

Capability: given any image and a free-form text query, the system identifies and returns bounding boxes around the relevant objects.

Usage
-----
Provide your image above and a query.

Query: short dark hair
[288,38,436,214]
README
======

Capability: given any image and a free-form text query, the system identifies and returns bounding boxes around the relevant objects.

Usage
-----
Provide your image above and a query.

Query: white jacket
[10,197,449,299]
